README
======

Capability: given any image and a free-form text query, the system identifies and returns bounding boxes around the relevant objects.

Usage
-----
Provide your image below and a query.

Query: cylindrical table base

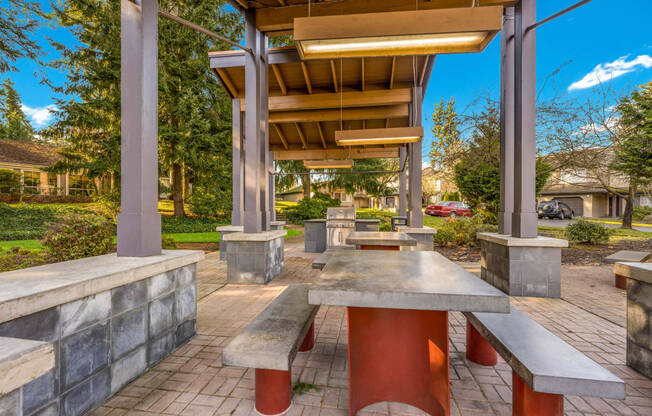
[615,274,627,290]
[299,322,315,352]
[465,321,498,366]
[512,371,563,416]
[255,368,291,416]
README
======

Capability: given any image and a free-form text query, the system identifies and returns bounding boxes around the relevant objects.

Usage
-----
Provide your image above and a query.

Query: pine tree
[0,0,45,73]
[428,98,463,180]
[0,77,34,141]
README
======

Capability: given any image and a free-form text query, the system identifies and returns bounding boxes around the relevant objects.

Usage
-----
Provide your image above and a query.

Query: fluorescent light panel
[304,159,354,169]
[335,127,424,146]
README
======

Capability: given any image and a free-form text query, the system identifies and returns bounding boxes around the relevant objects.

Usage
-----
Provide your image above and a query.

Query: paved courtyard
[92,243,651,416]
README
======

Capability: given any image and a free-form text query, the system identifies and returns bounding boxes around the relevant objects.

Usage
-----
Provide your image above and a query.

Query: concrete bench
[464,307,625,415]
[607,251,650,289]
[312,247,354,270]
[222,284,319,415]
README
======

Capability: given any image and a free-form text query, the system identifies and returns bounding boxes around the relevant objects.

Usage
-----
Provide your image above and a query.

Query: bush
[471,208,497,225]
[187,186,231,220]
[0,247,47,272]
[442,191,460,201]
[0,168,22,194]
[162,236,177,249]
[161,215,227,233]
[41,214,115,262]
[565,219,612,245]
[433,217,497,247]
[94,190,121,220]
[632,205,652,221]
[0,202,100,240]
[285,195,340,225]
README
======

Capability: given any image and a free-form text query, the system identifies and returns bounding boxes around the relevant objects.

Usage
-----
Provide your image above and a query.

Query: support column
[259,31,270,231]
[399,146,407,217]
[408,87,423,228]
[269,152,276,222]
[232,100,244,226]
[499,7,515,235]
[512,0,538,238]
[243,9,263,233]
[117,0,161,257]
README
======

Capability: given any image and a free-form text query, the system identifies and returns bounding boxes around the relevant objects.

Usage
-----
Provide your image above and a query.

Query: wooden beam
[294,122,307,148]
[271,64,287,95]
[274,147,400,161]
[216,68,238,98]
[272,123,289,150]
[276,0,286,5]
[419,56,430,86]
[233,0,248,10]
[269,104,409,123]
[316,122,327,149]
[385,118,391,128]
[300,62,313,94]
[361,58,365,91]
[256,0,515,32]
[389,56,396,89]
[330,60,338,92]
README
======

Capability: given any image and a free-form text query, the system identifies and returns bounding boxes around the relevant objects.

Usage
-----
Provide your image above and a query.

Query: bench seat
[0,337,55,396]
[312,248,354,270]
[464,307,625,415]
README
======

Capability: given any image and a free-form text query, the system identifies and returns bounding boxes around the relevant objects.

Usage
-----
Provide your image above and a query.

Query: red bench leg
[512,370,563,416]
[299,322,315,352]
[466,321,498,366]
[615,274,627,290]
[255,368,291,415]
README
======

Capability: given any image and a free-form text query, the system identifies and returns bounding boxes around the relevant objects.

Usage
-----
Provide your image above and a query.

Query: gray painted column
[231,99,244,226]
[512,0,538,238]
[408,87,424,228]
[499,7,515,235]
[259,32,271,231]
[117,0,161,256]
[243,9,263,233]
[269,152,276,222]
[399,146,407,217]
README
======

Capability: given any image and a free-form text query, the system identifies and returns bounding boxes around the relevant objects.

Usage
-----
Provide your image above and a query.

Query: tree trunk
[303,172,311,200]
[172,162,185,217]
[622,182,636,229]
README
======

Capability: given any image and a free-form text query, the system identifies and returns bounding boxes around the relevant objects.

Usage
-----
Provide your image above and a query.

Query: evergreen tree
[0,0,45,73]
[429,98,463,180]
[0,77,34,141]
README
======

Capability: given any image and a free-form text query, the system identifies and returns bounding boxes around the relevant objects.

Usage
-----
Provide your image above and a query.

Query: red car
[425,201,472,218]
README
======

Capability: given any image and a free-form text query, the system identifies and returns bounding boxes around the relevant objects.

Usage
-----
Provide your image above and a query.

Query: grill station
[326,207,356,249]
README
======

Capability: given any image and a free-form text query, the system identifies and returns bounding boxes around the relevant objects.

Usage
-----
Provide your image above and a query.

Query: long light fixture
[294,7,503,59]
[335,127,423,146]
[304,159,354,169]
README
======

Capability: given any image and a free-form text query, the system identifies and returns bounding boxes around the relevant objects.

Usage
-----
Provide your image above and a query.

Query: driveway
[538,218,652,232]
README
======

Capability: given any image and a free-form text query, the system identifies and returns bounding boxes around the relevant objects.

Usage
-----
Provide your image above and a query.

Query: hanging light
[304,159,354,169]
[294,7,503,59]
[335,127,423,146]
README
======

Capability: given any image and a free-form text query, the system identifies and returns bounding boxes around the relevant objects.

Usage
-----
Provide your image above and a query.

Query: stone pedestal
[477,233,568,298]
[224,230,286,284]
[216,225,244,261]
[355,219,380,232]
[614,262,652,378]
[304,219,326,253]
[397,226,436,251]
[270,221,286,231]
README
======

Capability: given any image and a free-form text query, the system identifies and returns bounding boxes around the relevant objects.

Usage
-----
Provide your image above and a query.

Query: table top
[309,250,509,313]
[346,231,417,246]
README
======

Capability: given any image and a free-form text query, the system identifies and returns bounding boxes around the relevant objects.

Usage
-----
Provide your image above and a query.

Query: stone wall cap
[216,225,244,232]
[605,250,650,264]
[304,219,326,223]
[0,250,204,325]
[270,221,286,226]
[397,226,437,235]
[477,232,569,247]
[223,230,287,242]
[346,231,417,246]
[355,219,381,223]
[0,337,55,395]
[614,262,652,284]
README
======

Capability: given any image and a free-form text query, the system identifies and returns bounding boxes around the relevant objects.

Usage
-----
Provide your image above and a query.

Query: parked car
[537,200,574,220]
[424,201,472,218]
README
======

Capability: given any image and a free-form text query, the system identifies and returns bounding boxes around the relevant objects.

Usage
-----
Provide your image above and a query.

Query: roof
[540,184,614,196]
[0,139,61,167]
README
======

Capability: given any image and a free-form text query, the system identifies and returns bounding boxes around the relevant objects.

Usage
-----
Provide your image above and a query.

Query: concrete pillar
[512,0,538,238]
[408,87,423,228]
[117,0,161,256]
[399,146,407,217]
[232,99,244,226]
[499,7,515,235]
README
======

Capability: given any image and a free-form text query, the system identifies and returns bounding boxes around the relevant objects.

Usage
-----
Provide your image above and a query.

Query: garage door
[554,197,583,217]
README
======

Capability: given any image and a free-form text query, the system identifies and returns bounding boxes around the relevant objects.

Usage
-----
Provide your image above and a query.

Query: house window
[23,171,40,194]
[69,175,92,196]
[385,197,395,207]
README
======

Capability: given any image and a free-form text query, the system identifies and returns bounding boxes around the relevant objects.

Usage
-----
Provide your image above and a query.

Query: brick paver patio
[92,243,652,416]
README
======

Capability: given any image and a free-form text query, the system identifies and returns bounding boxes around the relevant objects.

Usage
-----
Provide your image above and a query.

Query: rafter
[419,56,430,86]
[273,147,400,161]
[330,60,338,92]
[215,69,238,98]
[361,58,365,91]
[271,64,287,95]
[300,62,313,94]
[269,104,409,123]
[316,122,327,149]
[272,123,289,150]
[233,0,248,10]
[389,57,396,89]
[294,122,308,148]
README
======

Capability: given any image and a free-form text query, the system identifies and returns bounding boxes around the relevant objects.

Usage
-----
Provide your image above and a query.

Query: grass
[585,218,652,228]
[538,225,652,243]
[0,240,43,251]
[275,201,298,212]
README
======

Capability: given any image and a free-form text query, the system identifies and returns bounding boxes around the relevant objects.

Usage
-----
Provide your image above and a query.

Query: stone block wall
[0,264,198,416]
[304,221,326,253]
[226,238,284,284]
[627,278,652,378]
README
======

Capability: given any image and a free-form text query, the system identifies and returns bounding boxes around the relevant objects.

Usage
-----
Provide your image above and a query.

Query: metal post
[512,0,538,238]
[399,146,407,217]
[118,0,161,256]
[231,99,244,226]
[499,7,515,235]
[259,32,270,231]
[243,9,262,233]
[408,87,424,228]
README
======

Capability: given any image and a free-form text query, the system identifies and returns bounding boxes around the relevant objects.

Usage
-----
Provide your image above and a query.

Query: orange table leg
[615,274,627,290]
[359,245,400,251]
[512,371,563,416]
[347,307,450,416]
[299,322,315,352]
[466,321,498,366]
[255,368,291,415]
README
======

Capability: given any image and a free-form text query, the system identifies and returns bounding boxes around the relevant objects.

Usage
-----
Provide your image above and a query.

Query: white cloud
[568,55,652,91]
[21,104,58,127]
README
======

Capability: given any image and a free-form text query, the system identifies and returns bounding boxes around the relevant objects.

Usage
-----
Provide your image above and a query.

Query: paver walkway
[93,243,651,416]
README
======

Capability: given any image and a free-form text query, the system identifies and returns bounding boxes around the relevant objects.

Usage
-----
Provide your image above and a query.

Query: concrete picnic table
[309,250,509,416]
[345,231,417,251]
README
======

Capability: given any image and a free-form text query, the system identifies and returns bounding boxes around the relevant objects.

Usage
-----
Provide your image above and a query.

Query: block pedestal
[355,219,380,232]
[270,221,286,231]
[304,219,326,253]
[478,233,567,298]
[397,226,436,251]
[224,230,286,284]
[216,225,244,261]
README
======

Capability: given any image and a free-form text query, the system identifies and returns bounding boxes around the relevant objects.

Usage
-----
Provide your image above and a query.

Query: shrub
[161,215,227,233]
[94,190,121,220]
[162,236,177,249]
[0,169,22,194]
[471,208,497,225]
[187,186,231,220]
[433,217,497,247]
[0,202,101,240]
[41,214,115,262]
[0,247,47,272]
[632,205,652,221]
[565,219,612,245]
[285,196,340,225]
[379,221,391,232]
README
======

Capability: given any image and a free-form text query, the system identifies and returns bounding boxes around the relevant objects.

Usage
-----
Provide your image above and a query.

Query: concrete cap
[309,250,509,312]
[216,225,244,232]
[222,230,287,242]
[270,221,286,226]
[304,219,326,223]
[477,232,569,248]
[397,226,437,235]
[0,337,55,395]
[222,284,319,371]
[465,308,625,399]
[614,262,652,284]
[605,250,650,264]
[346,231,417,246]
[355,219,381,223]
[0,250,204,325]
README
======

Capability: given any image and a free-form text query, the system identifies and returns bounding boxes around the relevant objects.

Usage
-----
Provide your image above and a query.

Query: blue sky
[4,0,652,156]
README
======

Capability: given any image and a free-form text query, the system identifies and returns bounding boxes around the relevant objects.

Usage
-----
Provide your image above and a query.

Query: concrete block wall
[627,278,652,378]
[304,221,326,253]
[0,264,198,416]
[226,238,284,284]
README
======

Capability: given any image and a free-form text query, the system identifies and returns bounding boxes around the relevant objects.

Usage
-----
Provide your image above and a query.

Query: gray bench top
[614,262,652,284]
[346,231,417,246]
[222,284,319,371]
[464,307,625,399]
[605,250,650,264]
[0,337,55,395]
[312,248,354,270]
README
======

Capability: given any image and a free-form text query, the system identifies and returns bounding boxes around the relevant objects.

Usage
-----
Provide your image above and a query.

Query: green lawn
[0,240,43,251]
[538,225,652,243]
